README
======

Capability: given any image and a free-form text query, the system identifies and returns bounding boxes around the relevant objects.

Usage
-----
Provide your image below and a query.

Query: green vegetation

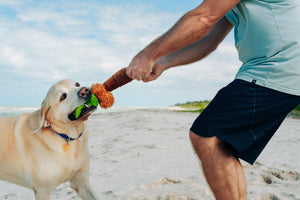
[289,104,300,118]
[175,101,300,118]
[175,101,211,113]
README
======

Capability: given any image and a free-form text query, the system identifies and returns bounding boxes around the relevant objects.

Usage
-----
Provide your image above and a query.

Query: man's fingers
[126,66,151,81]
[143,73,157,82]
[126,67,134,79]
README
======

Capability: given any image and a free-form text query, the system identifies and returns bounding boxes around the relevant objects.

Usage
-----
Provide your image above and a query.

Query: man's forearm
[157,17,234,70]
[156,41,206,70]
[138,10,215,63]
[138,0,239,63]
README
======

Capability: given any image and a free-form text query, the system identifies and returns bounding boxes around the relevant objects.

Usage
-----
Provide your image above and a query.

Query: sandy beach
[0,107,299,200]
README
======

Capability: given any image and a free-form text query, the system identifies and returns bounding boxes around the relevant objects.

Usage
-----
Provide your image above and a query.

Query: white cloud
[0,0,27,6]
[0,45,27,67]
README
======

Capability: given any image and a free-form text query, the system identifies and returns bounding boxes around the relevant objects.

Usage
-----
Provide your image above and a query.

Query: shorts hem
[190,128,255,165]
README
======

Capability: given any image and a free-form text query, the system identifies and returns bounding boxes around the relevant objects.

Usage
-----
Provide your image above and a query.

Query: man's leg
[189,131,246,200]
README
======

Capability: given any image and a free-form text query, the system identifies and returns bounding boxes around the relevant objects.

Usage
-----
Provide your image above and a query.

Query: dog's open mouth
[68,104,97,121]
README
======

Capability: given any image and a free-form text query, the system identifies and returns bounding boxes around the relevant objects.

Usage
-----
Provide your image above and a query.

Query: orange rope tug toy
[91,67,132,109]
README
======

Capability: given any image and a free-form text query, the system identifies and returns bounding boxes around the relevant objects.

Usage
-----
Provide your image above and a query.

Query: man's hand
[126,50,156,81]
[127,54,166,82]
[143,61,166,82]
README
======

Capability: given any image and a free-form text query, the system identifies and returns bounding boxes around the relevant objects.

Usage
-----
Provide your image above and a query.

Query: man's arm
[127,0,240,81]
[144,17,234,82]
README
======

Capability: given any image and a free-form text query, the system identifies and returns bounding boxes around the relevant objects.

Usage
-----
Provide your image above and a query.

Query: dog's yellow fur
[0,79,98,200]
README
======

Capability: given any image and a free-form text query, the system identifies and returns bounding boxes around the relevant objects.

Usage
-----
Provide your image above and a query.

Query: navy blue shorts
[190,79,300,164]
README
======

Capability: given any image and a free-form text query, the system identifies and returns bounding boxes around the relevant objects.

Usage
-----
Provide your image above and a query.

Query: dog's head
[34,79,97,131]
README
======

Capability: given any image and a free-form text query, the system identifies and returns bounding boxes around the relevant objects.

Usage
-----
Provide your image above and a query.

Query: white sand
[0,108,299,199]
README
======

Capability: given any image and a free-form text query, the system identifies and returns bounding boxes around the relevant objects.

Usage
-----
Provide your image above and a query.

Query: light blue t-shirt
[226,0,300,96]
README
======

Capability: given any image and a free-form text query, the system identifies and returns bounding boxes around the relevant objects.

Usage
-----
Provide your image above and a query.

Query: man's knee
[189,131,234,160]
[189,131,216,159]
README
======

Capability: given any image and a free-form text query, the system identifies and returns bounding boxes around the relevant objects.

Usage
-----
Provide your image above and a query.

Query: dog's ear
[32,99,51,132]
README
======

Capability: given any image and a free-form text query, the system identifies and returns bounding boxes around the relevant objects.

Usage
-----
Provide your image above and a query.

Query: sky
[0,0,241,107]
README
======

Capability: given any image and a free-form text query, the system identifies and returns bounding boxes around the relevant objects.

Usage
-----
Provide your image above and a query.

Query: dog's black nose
[78,87,90,99]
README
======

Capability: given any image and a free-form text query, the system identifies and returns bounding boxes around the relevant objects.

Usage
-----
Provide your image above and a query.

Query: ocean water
[0,106,39,117]
[0,105,168,117]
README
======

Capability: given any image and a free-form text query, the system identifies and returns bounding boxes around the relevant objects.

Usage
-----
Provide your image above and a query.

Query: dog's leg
[34,188,52,200]
[70,169,98,200]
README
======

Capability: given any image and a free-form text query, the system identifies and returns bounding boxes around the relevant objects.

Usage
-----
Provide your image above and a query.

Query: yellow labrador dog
[0,79,98,200]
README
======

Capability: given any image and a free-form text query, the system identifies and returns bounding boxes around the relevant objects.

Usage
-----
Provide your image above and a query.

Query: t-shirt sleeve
[225,9,237,26]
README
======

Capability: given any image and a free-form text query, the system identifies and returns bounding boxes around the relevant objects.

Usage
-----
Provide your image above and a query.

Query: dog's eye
[75,82,80,87]
[60,93,67,102]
